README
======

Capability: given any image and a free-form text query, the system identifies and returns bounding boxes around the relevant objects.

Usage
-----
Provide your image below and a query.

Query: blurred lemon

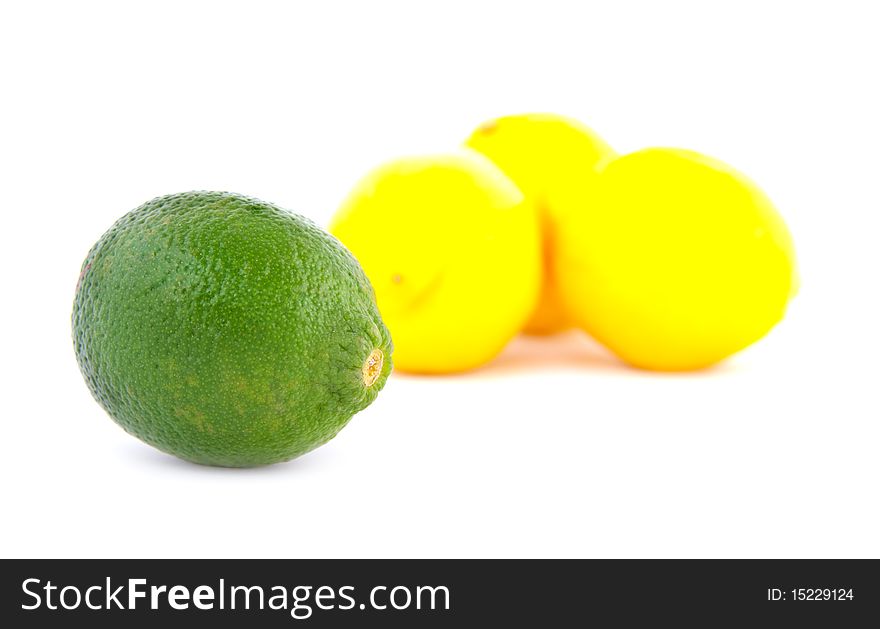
[330,152,540,374]
[465,113,616,335]
[554,148,797,371]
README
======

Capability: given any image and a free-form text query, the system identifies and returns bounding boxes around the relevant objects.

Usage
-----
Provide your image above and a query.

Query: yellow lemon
[465,113,616,335]
[329,152,541,374]
[554,147,797,371]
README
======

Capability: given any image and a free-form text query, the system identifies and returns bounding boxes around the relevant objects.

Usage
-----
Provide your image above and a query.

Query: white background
[1,1,878,558]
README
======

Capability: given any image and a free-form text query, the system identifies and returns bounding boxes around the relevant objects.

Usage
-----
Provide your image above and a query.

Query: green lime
[73,191,392,467]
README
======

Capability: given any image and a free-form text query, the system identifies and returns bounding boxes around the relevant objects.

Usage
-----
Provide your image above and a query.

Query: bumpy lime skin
[72,192,392,467]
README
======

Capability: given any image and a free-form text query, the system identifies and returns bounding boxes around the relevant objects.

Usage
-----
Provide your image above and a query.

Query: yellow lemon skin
[555,148,797,371]
[330,152,541,374]
[465,113,616,335]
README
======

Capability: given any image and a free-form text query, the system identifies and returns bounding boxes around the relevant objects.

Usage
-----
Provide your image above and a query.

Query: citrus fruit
[330,152,540,373]
[554,148,797,371]
[465,113,616,335]
[72,191,392,467]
